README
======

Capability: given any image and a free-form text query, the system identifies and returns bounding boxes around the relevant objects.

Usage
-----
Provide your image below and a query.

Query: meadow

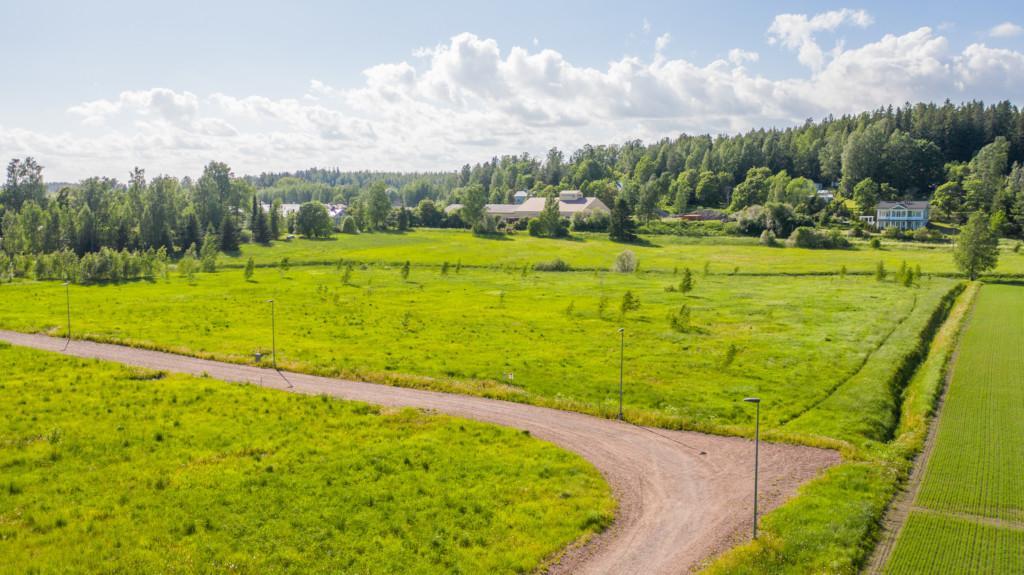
[229,229,1024,276]
[0,261,957,443]
[884,283,1024,574]
[0,343,613,574]
[0,231,981,575]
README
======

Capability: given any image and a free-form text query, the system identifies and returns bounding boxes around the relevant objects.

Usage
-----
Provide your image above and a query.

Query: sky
[2,0,1024,181]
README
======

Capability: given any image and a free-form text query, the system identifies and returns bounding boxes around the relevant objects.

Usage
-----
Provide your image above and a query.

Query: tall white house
[866,201,930,231]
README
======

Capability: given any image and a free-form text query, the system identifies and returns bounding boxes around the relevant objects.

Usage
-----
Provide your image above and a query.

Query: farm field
[0,343,613,574]
[231,229,1024,276]
[884,283,1024,573]
[0,263,958,444]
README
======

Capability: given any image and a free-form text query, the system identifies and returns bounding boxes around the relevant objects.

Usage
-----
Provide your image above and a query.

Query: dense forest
[3,99,1024,280]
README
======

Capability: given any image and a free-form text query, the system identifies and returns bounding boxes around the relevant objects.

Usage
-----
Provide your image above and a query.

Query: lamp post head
[743,397,760,404]
[618,327,624,334]
[266,299,274,303]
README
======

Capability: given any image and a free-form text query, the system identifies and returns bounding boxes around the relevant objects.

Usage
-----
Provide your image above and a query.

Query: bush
[340,216,359,234]
[882,226,904,240]
[759,230,777,246]
[637,219,732,237]
[669,304,691,333]
[733,205,766,236]
[533,258,571,272]
[612,250,637,273]
[786,227,850,249]
[870,237,882,249]
[472,215,499,235]
[570,211,610,233]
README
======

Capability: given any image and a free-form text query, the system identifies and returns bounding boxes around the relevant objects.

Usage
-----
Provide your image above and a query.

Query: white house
[866,201,930,231]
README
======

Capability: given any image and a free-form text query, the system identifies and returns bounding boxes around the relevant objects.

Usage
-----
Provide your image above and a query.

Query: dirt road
[0,330,839,574]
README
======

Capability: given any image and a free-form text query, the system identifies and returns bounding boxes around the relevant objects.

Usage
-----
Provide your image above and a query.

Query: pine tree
[244,256,255,281]
[401,260,410,280]
[608,197,637,242]
[218,216,240,252]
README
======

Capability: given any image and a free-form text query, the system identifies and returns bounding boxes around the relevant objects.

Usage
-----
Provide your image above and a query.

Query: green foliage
[608,197,637,242]
[217,215,240,253]
[876,260,887,281]
[401,260,410,280]
[953,212,999,280]
[668,304,691,333]
[759,229,777,246]
[533,258,571,272]
[679,268,693,293]
[786,227,850,249]
[296,202,333,239]
[243,256,255,281]
[619,290,640,318]
[0,346,613,574]
[200,232,218,273]
[340,215,359,234]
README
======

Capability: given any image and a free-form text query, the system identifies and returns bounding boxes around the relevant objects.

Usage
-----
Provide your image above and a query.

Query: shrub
[669,304,691,333]
[786,227,850,249]
[870,237,882,249]
[244,257,255,281]
[340,216,359,234]
[679,268,694,293]
[882,226,904,240]
[612,250,638,273]
[533,258,571,272]
[571,211,610,233]
[472,215,499,235]
[759,230,777,246]
[875,260,887,281]
[619,291,640,317]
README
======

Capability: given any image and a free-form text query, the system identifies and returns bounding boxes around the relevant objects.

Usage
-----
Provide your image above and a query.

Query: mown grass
[0,265,956,439]
[0,343,614,574]
[230,229,1024,276]
[883,284,1024,574]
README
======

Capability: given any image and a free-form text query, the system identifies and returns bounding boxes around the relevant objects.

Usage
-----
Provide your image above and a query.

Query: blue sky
[2,1,1023,180]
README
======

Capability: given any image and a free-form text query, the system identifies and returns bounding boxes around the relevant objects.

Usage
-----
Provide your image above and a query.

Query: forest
[3,99,1024,275]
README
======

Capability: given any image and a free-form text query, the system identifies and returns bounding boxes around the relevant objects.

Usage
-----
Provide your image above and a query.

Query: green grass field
[0,262,957,443]
[884,283,1024,574]
[0,343,613,574]
[0,232,984,575]
[228,229,1024,276]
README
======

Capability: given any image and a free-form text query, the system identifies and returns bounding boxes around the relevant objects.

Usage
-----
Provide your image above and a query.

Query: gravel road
[0,330,839,574]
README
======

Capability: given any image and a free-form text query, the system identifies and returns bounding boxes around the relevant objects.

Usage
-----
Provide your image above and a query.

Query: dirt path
[0,330,839,574]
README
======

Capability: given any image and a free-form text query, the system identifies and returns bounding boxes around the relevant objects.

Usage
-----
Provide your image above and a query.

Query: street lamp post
[267,299,277,369]
[743,397,761,539]
[617,327,625,421]
[63,282,71,350]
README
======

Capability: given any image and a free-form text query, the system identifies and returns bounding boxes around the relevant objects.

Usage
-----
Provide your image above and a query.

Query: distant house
[491,190,610,221]
[513,190,529,205]
[864,201,930,231]
[263,202,346,224]
[446,191,610,223]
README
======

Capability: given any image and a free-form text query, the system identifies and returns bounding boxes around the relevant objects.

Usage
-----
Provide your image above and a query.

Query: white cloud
[4,16,1024,180]
[655,33,672,53]
[990,21,1023,38]
[768,8,874,71]
[728,48,760,65]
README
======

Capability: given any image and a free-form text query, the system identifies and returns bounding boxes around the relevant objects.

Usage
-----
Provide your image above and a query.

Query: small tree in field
[401,260,410,280]
[954,212,999,280]
[669,304,691,332]
[679,268,694,293]
[200,232,219,272]
[620,291,640,318]
[875,260,886,281]
[244,256,255,281]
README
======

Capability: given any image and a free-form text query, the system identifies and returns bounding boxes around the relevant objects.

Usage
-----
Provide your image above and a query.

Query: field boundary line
[864,283,980,574]
[908,506,1024,532]
[777,295,918,427]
